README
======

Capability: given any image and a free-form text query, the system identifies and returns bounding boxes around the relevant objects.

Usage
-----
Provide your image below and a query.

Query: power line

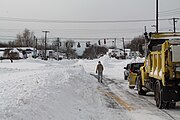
[159,7,180,13]
[0,35,16,38]
[0,17,169,23]
[159,8,180,17]
[159,11,180,15]
[0,28,144,34]
[159,12,180,17]
[49,31,143,34]
[0,38,16,41]
[47,37,133,41]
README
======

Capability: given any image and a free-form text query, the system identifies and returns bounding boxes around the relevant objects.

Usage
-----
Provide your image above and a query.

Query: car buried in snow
[124,62,144,88]
[124,63,130,80]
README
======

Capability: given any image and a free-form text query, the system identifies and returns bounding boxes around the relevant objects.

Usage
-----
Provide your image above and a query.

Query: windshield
[131,63,144,72]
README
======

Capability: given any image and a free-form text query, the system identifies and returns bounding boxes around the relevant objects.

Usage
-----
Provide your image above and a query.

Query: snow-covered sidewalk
[0,57,129,120]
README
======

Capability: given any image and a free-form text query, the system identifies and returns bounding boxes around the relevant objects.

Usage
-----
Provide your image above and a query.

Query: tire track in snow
[91,73,180,120]
[104,77,180,120]
[91,74,134,111]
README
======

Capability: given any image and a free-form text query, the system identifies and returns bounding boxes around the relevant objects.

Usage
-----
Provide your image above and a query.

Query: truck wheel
[155,81,164,109]
[129,85,135,89]
[137,76,146,95]
[170,102,176,109]
[166,102,176,109]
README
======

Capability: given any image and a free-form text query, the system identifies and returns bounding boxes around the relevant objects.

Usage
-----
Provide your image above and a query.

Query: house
[0,47,23,59]
[124,49,131,59]
[108,49,124,59]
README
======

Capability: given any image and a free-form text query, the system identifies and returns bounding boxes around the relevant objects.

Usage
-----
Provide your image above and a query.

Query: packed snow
[0,56,179,120]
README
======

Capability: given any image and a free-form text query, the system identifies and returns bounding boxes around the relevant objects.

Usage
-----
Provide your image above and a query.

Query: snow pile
[0,56,172,120]
[0,58,125,120]
[75,55,132,80]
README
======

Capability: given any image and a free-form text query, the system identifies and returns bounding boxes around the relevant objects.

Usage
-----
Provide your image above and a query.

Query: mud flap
[162,87,180,102]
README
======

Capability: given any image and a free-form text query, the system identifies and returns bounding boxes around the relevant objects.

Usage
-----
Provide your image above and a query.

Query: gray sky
[0,0,180,43]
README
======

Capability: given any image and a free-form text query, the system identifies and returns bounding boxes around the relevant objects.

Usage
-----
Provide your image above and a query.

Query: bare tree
[63,40,76,59]
[8,41,16,47]
[82,45,108,59]
[126,35,145,51]
[15,28,34,47]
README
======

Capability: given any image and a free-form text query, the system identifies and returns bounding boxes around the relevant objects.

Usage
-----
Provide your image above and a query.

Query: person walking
[9,51,13,63]
[96,61,104,83]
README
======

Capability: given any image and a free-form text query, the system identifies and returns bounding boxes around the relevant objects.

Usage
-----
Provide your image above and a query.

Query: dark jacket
[96,63,104,73]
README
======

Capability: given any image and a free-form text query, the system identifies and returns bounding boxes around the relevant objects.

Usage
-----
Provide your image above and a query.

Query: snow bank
[0,58,126,120]
[1,55,168,120]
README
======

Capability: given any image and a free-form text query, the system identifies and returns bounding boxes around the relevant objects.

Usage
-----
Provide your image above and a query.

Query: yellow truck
[137,32,180,109]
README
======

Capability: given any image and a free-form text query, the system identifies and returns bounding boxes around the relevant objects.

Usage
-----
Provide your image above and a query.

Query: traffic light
[71,43,73,47]
[98,40,101,45]
[104,39,106,44]
[66,42,68,47]
[77,42,81,47]
[86,42,89,47]
[86,41,90,47]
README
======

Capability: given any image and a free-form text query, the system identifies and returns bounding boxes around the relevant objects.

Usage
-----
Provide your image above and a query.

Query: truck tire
[155,80,164,109]
[137,76,146,95]
[169,102,176,109]
[166,102,176,109]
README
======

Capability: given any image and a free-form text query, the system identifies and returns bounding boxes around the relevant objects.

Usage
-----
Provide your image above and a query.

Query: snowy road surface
[0,56,179,120]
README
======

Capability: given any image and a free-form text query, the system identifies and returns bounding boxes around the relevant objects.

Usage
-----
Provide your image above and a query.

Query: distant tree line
[0,28,129,59]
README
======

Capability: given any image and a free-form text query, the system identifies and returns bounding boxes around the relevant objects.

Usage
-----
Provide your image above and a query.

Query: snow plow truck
[137,32,180,109]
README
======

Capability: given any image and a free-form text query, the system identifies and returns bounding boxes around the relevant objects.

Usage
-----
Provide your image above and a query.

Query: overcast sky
[0,0,180,43]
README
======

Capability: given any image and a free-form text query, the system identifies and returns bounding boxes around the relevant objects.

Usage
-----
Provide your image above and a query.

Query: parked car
[124,63,130,80]
[124,62,144,88]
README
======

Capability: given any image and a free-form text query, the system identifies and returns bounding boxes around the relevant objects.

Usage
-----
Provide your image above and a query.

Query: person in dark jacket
[96,61,104,83]
[9,51,13,63]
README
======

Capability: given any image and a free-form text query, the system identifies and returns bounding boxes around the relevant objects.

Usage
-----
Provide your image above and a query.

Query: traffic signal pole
[122,37,125,59]
[42,30,49,60]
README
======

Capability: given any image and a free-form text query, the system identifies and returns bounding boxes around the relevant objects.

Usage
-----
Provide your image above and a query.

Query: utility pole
[33,36,36,58]
[144,26,147,33]
[173,18,176,33]
[36,38,38,50]
[156,0,158,33]
[122,37,125,59]
[172,18,179,33]
[42,30,49,60]
[144,32,149,57]
[114,38,116,49]
[57,37,60,61]
[144,26,147,57]
[33,36,36,49]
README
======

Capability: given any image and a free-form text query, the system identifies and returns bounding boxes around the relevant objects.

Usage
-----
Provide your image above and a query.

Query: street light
[42,30,49,60]
[33,36,37,58]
